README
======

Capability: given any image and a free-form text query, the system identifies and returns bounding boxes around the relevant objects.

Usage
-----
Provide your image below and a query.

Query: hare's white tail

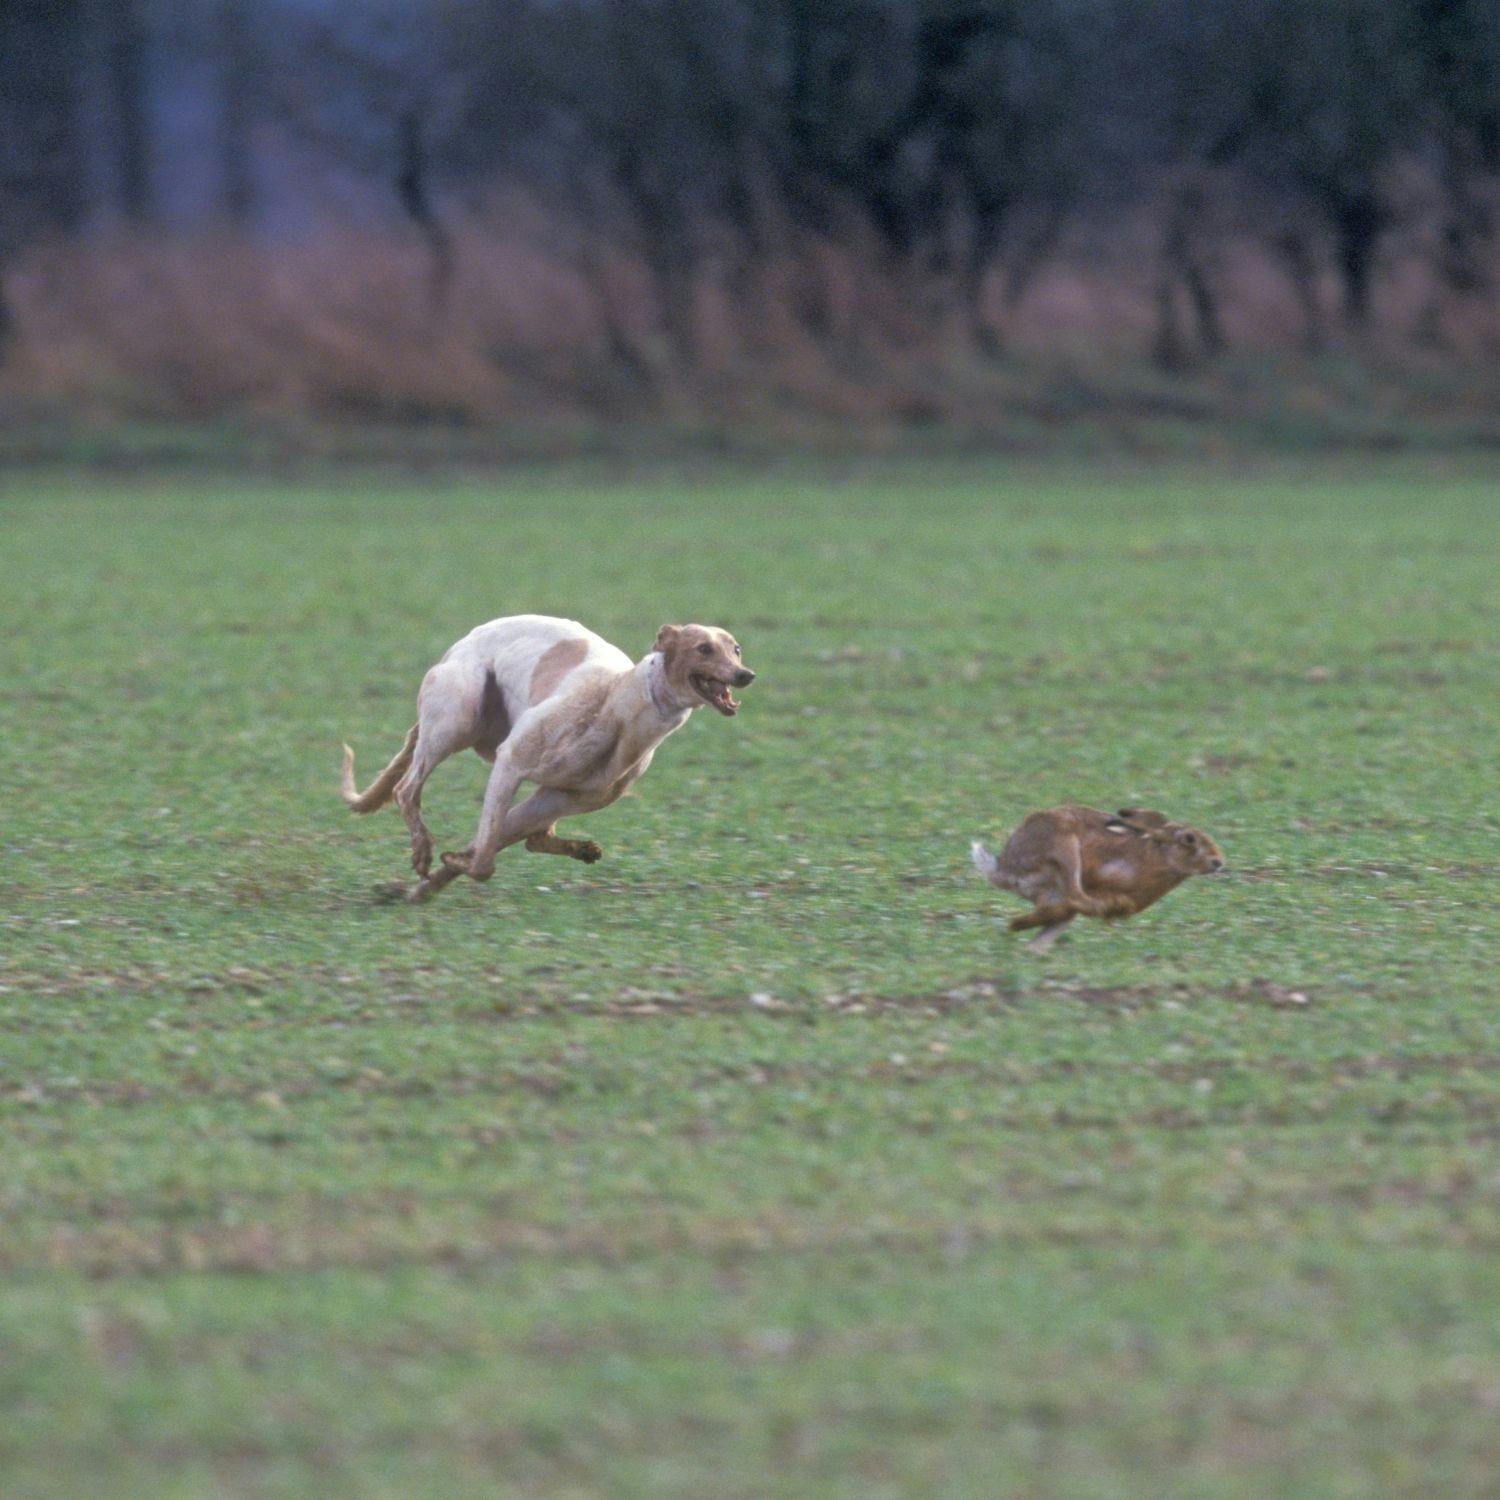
[971,840,1004,886]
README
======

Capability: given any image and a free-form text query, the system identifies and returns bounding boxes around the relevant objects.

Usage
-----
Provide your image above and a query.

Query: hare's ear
[1104,819,1132,834]
[653,624,682,654]
[1117,807,1168,830]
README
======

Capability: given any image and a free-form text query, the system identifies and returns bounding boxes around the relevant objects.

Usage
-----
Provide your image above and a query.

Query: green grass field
[3,461,1498,1499]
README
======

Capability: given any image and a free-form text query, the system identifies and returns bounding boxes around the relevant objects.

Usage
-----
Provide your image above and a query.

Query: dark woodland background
[3,0,1499,444]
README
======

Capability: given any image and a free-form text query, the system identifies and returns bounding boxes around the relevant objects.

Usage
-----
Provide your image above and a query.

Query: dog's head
[653,623,755,716]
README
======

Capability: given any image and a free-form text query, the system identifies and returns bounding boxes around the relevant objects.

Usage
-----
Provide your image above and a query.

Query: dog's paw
[574,841,604,864]
[441,850,493,881]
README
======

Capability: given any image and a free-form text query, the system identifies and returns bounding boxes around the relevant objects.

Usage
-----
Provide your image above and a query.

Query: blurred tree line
[2,0,1498,369]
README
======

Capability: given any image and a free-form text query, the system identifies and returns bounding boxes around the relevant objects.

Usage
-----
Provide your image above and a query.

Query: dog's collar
[645,652,691,718]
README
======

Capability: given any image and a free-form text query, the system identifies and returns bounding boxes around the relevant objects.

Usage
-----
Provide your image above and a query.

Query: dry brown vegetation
[4,206,1499,445]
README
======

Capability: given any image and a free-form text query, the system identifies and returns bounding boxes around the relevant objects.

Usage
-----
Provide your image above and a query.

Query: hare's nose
[1211,858,1225,872]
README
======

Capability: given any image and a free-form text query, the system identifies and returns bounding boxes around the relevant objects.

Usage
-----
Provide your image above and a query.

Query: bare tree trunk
[961,260,1002,357]
[0,2,87,360]
[1435,142,1492,298]
[1272,229,1325,353]
[0,0,87,240]
[1416,136,1493,348]
[1153,180,1222,369]
[646,250,698,373]
[576,234,653,387]
[960,197,1005,357]
[1001,201,1068,316]
[1331,192,1384,329]
[104,0,153,222]
[0,255,14,362]
[1183,258,1224,355]
[217,0,255,225]
[1174,179,1223,355]
[609,145,698,371]
[0,0,86,361]
[396,108,454,322]
[1152,270,1188,373]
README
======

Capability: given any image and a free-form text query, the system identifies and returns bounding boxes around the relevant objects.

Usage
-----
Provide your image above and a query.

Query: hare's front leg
[1051,837,1113,919]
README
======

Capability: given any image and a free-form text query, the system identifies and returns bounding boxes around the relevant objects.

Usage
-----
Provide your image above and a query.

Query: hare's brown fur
[973,804,1224,951]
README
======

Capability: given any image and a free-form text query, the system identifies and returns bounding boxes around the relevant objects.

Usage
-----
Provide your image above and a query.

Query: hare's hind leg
[1026,916,1074,953]
[1007,904,1070,932]
[1008,905,1075,952]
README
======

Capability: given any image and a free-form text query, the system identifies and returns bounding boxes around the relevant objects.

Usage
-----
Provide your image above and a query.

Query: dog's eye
[733,644,741,657]
[697,643,713,655]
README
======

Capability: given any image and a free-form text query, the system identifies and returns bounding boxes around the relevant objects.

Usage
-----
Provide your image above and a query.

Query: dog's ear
[653,624,682,654]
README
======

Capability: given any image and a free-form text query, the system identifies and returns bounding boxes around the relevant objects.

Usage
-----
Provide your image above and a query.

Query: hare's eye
[1183,832,1197,845]
[697,643,713,656]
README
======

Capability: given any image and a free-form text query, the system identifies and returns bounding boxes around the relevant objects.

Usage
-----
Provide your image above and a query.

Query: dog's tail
[971,840,1009,889]
[341,724,418,813]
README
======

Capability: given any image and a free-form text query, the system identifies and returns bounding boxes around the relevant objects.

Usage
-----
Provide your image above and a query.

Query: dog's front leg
[524,826,603,863]
[439,753,525,884]
[507,789,599,861]
[406,752,525,902]
[420,785,585,899]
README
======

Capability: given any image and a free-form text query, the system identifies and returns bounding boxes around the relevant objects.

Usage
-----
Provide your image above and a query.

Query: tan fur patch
[510,674,615,770]
[529,637,589,705]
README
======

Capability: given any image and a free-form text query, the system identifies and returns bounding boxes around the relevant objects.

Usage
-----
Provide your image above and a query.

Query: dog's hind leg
[394,668,486,877]
[393,728,468,878]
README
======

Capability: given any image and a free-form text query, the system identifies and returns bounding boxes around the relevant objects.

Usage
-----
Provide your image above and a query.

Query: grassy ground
[2,460,1497,1499]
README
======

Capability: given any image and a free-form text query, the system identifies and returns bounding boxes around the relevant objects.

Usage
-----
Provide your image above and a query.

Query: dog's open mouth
[690,673,738,716]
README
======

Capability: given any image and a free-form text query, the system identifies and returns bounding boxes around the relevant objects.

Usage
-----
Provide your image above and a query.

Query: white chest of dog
[341,614,754,901]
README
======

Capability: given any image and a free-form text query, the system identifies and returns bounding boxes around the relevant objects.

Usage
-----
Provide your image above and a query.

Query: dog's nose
[732,668,755,687]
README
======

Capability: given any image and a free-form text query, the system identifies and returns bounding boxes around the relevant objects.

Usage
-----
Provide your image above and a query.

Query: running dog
[341,615,755,901]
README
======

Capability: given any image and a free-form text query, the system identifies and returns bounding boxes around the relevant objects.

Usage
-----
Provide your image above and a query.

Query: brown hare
[971,805,1225,952]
